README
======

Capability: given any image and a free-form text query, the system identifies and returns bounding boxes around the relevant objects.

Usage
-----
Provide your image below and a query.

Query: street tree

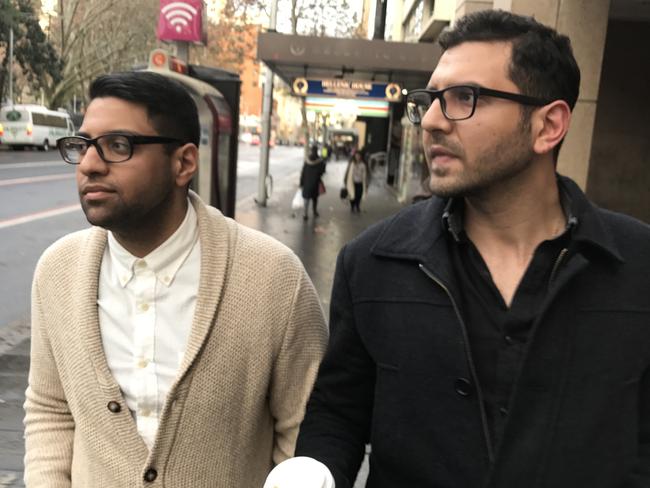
[284,0,359,37]
[0,0,62,105]
[276,0,362,150]
[192,0,262,73]
[44,0,159,110]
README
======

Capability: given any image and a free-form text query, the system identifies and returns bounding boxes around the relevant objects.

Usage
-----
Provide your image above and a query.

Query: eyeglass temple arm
[477,87,550,106]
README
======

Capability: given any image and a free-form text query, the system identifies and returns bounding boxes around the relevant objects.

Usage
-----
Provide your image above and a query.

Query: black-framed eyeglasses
[405,85,551,124]
[56,133,184,165]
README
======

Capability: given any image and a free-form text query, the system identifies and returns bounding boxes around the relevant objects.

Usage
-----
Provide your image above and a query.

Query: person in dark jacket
[265,8,650,488]
[300,144,325,221]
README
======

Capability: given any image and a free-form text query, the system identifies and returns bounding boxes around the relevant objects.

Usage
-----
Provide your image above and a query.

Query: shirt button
[140,408,152,417]
[144,468,157,482]
[140,303,150,312]
[107,401,121,413]
[137,358,149,369]
[454,378,474,397]
[163,276,171,284]
[499,406,509,417]
[137,260,147,269]
[504,335,515,345]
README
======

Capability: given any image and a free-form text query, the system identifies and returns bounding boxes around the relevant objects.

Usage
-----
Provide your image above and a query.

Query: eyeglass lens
[60,135,132,164]
[407,86,477,123]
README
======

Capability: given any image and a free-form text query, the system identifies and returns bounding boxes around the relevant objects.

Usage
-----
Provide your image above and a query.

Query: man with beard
[24,71,327,487]
[266,9,650,488]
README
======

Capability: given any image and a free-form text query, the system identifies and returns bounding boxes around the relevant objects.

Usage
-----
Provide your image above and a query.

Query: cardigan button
[454,378,474,397]
[107,401,121,413]
[144,468,158,482]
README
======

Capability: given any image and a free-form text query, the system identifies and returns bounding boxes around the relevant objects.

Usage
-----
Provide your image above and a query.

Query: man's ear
[531,100,572,156]
[173,143,198,188]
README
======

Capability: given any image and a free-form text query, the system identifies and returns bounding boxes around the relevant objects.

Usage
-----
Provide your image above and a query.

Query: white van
[0,104,75,151]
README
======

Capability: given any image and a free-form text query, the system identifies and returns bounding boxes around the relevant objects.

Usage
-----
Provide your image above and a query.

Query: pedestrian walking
[299,144,325,220]
[24,71,328,488]
[268,9,650,488]
[344,151,368,213]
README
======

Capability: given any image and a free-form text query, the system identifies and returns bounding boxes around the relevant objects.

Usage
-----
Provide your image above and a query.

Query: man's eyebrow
[75,130,139,138]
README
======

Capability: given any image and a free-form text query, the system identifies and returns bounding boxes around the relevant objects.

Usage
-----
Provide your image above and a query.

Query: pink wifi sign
[157,0,204,43]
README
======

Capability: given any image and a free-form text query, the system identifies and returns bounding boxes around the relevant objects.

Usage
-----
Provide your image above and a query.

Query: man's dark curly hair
[89,71,200,150]
[439,9,580,111]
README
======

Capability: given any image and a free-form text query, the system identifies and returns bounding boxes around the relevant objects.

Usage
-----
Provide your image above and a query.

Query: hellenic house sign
[293,78,402,102]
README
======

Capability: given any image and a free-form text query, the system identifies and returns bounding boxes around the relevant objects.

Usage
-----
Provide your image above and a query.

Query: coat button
[107,401,121,413]
[144,468,158,482]
[499,406,509,417]
[454,378,474,396]
[504,335,515,345]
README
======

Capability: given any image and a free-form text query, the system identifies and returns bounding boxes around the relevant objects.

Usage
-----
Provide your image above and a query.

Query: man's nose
[421,97,452,133]
[77,144,108,175]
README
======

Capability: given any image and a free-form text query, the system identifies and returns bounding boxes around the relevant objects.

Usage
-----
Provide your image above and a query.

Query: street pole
[8,27,14,107]
[256,0,278,207]
[175,41,190,64]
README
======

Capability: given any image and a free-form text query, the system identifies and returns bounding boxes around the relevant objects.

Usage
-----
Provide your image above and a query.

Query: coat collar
[370,174,623,266]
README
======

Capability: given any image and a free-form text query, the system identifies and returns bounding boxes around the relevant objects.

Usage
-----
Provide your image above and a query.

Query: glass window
[1,109,27,122]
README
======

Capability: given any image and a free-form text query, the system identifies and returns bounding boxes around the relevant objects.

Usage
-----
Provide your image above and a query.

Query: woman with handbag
[344,151,368,213]
[299,144,326,220]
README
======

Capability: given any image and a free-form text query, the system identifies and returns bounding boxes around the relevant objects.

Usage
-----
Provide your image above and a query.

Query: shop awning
[257,32,441,92]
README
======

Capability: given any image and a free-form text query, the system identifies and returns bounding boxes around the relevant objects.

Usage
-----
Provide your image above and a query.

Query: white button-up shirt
[98,202,200,449]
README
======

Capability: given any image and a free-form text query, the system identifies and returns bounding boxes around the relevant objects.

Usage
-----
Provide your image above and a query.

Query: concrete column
[455,0,494,22]
[555,0,610,189]
[493,0,610,189]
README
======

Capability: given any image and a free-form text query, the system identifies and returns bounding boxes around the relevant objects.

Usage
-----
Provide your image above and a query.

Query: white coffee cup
[263,456,335,488]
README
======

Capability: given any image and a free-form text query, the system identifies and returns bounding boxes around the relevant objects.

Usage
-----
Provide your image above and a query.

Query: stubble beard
[80,181,176,235]
[427,121,535,199]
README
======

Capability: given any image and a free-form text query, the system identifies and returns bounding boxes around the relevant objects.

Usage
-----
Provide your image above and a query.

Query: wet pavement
[0,158,408,487]
[236,158,407,317]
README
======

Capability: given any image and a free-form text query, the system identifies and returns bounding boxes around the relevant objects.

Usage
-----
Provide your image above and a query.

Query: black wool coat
[296,175,650,488]
[300,158,325,199]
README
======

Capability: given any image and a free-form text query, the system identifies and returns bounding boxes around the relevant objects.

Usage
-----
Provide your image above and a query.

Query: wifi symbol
[161,1,198,33]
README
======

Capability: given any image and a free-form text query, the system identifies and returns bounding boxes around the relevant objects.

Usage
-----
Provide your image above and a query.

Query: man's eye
[105,137,130,153]
[454,89,475,104]
[67,142,87,152]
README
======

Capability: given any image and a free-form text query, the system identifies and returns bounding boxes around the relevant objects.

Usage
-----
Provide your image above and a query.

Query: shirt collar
[442,179,578,243]
[107,200,199,288]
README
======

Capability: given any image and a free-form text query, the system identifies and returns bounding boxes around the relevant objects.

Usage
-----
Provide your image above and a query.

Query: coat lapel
[370,196,459,293]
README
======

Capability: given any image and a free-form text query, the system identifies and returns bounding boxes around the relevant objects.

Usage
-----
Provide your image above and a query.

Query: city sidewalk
[236,158,408,316]
[0,158,408,487]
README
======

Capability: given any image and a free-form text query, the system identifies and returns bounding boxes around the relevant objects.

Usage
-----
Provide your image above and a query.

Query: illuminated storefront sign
[294,78,402,102]
[305,97,389,118]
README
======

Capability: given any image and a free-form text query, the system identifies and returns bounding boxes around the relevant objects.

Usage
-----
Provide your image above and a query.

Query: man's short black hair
[439,9,580,111]
[88,71,200,148]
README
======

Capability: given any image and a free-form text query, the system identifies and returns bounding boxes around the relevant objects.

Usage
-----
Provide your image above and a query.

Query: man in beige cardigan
[24,71,327,487]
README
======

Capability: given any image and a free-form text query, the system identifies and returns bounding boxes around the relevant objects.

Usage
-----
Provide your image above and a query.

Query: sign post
[256,0,278,207]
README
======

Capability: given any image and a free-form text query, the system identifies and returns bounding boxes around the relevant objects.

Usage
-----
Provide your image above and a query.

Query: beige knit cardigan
[24,193,328,487]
